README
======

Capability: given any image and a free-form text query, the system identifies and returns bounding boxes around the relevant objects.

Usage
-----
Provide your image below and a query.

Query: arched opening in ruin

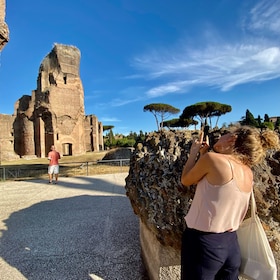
[49,73,57,86]
[62,143,73,156]
[45,132,54,156]
[90,131,94,151]
[42,112,54,157]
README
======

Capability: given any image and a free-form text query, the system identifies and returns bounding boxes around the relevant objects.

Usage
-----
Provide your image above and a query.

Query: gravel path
[0,173,147,280]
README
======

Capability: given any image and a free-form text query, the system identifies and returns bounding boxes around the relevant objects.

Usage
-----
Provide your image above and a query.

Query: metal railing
[0,159,130,181]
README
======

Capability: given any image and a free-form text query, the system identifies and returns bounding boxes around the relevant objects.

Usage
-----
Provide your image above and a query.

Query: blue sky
[0,0,280,135]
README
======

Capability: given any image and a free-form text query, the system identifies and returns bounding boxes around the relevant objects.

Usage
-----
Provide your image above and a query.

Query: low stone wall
[125,129,280,279]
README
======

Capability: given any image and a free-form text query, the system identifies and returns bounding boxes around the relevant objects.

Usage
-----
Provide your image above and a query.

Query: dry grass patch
[0,151,129,180]
[1,151,108,166]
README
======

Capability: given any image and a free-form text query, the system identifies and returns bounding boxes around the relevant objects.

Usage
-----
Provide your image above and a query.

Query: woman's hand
[181,130,210,187]
[190,130,209,156]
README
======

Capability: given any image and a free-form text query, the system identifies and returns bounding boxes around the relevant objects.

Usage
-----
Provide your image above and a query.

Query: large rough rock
[125,130,280,276]
[125,130,194,250]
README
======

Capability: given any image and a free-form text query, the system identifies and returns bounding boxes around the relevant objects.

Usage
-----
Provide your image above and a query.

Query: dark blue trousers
[181,227,241,280]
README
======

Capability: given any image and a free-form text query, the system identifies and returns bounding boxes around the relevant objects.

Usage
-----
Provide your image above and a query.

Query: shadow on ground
[0,177,148,280]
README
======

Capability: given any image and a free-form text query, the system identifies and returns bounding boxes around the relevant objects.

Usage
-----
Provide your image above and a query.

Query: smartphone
[203,125,210,141]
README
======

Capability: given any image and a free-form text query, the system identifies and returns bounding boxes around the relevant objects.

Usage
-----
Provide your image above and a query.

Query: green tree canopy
[162,118,198,129]
[180,101,232,128]
[240,109,258,126]
[256,115,266,130]
[103,125,114,132]
[103,125,115,148]
[264,114,270,123]
[143,103,180,130]
[263,121,275,130]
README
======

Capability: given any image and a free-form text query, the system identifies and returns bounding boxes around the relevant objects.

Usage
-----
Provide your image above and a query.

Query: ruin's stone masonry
[0,44,104,160]
[0,0,9,51]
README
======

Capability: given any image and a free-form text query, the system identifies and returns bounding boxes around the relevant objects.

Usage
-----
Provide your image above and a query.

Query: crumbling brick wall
[0,114,19,161]
[0,0,9,51]
[1,44,104,160]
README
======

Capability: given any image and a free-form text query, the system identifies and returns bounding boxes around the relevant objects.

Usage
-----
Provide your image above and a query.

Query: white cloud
[251,47,280,67]
[107,86,147,107]
[109,97,143,107]
[131,1,280,97]
[146,80,195,97]
[134,43,280,95]
[99,117,121,122]
[121,74,145,80]
[247,0,280,34]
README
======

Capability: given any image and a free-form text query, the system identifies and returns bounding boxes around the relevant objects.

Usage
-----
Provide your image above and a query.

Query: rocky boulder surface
[125,130,280,273]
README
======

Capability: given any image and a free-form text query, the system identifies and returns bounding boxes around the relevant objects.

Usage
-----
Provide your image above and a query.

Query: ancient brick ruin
[0,44,103,160]
[0,0,9,51]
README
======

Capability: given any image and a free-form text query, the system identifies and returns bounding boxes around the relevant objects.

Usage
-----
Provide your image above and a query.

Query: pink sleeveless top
[185,162,251,233]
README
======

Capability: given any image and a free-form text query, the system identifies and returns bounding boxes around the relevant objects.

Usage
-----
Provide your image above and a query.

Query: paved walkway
[0,173,148,280]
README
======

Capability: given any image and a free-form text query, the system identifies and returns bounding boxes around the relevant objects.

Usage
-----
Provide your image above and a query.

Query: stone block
[140,220,180,280]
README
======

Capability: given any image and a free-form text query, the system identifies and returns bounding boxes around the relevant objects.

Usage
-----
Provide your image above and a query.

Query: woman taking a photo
[180,125,279,279]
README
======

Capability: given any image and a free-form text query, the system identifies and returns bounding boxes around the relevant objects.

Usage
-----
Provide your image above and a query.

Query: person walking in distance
[48,145,61,184]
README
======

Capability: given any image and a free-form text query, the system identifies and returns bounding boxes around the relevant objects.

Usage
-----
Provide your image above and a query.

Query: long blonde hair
[232,126,279,167]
